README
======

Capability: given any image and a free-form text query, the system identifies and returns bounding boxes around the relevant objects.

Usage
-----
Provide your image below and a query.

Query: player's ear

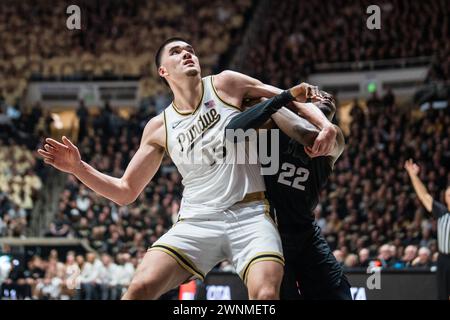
[158,66,168,78]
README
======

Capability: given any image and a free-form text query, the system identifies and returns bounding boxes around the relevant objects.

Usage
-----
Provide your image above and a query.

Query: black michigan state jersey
[264,127,333,232]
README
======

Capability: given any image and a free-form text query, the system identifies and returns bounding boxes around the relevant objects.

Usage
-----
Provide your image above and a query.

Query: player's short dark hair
[154,37,190,87]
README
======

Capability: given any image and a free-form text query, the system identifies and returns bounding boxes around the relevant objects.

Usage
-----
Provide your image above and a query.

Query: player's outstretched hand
[404,158,420,176]
[37,136,82,174]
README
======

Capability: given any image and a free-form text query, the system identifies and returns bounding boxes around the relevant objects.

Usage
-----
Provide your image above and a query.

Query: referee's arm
[404,159,433,212]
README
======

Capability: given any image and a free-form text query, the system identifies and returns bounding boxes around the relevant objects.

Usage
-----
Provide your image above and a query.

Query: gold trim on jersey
[210,75,241,111]
[163,110,169,156]
[171,79,205,116]
[236,191,265,205]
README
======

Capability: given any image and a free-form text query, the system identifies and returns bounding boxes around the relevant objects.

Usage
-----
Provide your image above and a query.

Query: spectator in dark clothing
[46,213,71,237]
[358,248,371,268]
[0,260,32,299]
[383,88,395,108]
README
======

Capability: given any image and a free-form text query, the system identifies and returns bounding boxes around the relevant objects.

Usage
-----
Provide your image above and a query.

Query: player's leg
[280,263,302,299]
[246,260,284,299]
[123,218,224,300]
[227,198,284,300]
[295,223,352,300]
[279,233,303,299]
[122,250,191,300]
[322,275,352,300]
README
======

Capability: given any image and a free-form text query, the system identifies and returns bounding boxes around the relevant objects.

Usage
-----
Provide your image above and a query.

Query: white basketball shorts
[149,194,284,284]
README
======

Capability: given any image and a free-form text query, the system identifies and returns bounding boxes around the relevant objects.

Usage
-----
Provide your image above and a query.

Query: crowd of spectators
[320,92,450,270]
[0,249,137,300]
[0,0,253,104]
[241,0,449,87]
[0,97,48,238]
[3,0,449,106]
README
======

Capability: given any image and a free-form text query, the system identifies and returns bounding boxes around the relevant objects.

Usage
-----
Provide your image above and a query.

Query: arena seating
[0,0,449,300]
[0,0,253,103]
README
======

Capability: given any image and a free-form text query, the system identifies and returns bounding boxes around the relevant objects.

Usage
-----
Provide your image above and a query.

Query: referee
[405,159,450,300]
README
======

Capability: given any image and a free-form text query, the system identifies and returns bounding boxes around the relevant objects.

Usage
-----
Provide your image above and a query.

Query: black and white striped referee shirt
[432,201,450,255]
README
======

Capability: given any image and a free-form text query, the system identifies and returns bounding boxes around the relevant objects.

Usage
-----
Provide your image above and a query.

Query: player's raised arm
[37,115,165,206]
[225,82,318,131]
[214,70,335,156]
[404,159,433,212]
[224,86,344,164]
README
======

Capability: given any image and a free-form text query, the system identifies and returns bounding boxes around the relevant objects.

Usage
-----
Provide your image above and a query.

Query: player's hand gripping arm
[404,159,433,212]
[267,92,344,164]
[273,107,344,165]
[225,86,344,164]
[285,90,344,162]
[37,117,165,206]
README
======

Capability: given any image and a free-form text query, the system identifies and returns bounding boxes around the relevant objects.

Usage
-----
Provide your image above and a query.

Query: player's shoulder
[213,70,246,87]
[215,69,242,79]
[145,113,164,128]
[142,114,165,147]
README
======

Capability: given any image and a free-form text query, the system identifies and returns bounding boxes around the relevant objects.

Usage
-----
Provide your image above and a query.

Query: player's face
[159,41,201,82]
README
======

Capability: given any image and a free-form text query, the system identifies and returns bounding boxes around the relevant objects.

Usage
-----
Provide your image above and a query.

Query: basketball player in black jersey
[225,86,352,300]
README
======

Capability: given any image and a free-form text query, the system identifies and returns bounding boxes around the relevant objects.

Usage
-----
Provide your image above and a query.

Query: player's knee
[252,285,278,300]
[124,276,161,300]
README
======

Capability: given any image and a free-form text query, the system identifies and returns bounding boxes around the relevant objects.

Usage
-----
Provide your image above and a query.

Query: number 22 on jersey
[277,162,310,190]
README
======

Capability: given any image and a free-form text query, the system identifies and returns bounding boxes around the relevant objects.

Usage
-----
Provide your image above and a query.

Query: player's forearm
[226,91,295,131]
[271,108,319,147]
[236,74,332,129]
[291,101,333,130]
[408,174,431,204]
[73,161,131,206]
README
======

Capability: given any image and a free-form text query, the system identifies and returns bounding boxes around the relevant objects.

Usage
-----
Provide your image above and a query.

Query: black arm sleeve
[225,90,295,131]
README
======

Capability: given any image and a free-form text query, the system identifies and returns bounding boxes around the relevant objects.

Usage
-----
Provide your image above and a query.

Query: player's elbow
[115,181,138,206]
[118,192,139,206]
[327,125,345,157]
[335,126,345,149]
[292,124,319,147]
[115,197,133,207]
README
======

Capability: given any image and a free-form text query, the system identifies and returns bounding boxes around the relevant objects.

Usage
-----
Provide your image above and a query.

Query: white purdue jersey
[163,75,265,217]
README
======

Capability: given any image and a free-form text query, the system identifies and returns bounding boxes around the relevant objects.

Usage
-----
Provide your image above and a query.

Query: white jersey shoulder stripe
[209,75,241,111]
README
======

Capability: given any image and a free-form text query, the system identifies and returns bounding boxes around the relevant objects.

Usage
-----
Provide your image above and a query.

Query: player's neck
[171,76,203,112]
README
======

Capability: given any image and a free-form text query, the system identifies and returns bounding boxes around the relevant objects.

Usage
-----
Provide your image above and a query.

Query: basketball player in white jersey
[37,38,336,300]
